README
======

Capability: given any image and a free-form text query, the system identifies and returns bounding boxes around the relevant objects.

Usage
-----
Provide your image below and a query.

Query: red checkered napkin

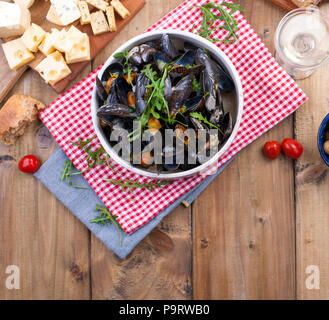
[39,0,307,234]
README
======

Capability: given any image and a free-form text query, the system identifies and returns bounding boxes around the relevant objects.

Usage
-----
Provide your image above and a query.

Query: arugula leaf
[90,204,124,246]
[190,112,224,135]
[191,1,244,44]
[103,178,172,194]
[60,160,88,189]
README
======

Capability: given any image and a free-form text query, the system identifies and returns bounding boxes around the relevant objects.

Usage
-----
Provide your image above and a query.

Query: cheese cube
[2,38,34,70]
[46,5,66,26]
[35,51,71,85]
[21,23,46,52]
[65,34,90,64]
[111,0,130,19]
[77,1,91,25]
[38,29,60,56]
[53,29,73,53]
[14,0,35,9]
[0,2,31,38]
[50,0,81,26]
[90,11,110,35]
[105,6,117,32]
[86,0,108,11]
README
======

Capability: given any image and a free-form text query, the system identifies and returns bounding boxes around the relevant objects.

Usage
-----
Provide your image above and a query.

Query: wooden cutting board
[0,0,145,103]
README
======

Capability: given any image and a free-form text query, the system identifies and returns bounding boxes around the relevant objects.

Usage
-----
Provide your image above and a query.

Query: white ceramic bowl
[91,30,244,179]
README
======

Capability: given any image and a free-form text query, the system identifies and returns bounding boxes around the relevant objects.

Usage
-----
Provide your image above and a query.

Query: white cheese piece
[53,26,85,53]
[35,51,71,85]
[90,10,110,35]
[0,2,31,38]
[111,0,130,19]
[14,0,35,9]
[38,29,60,55]
[21,23,46,52]
[77,1,91,25]
[46,5,66,26]
[2,37,34,70]
[105,6,116,32]
[86,0,108,11]
[50,0,81,26]
[53,29,73,52]
[65,33,90,63]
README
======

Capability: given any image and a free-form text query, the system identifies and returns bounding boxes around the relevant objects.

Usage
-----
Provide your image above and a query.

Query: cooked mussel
[169,74,194,117]
[159,34,178,59]
[96,77,107,102]
[101,62,124,82]
[98,103,138,118]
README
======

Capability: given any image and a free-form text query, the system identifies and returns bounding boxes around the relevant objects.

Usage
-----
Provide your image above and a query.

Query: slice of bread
[0,95,46,145]
[291,0,318,7]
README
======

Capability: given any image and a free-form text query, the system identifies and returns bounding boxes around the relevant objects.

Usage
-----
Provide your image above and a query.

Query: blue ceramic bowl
[317,113,329,166]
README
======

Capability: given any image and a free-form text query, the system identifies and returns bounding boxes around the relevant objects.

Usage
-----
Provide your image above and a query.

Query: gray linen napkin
[34,147,232,259]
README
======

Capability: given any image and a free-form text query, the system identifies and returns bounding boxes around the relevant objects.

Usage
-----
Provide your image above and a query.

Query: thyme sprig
[60,160,88,189]
[90,204,123,246]
[103,177,172,193]
[191,1,244,44]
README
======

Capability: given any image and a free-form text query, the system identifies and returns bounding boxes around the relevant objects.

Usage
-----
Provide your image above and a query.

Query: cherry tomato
[282,138,303,159]
[18,155,40,173]
[263,141,281,159]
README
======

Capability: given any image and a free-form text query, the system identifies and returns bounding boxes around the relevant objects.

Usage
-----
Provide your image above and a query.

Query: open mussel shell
[182,96,204,113]
[218,67,235,93]
[101,62,124,82]
[175,50,195,67]
[128,46,143,65]
[155,52,170,71]
[162,145,184,171]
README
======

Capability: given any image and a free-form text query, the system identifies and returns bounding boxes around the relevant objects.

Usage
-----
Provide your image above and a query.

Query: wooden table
[1,0,328,300]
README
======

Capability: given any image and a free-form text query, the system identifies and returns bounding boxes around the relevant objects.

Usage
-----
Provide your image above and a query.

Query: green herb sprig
[90,204,123,246]
[190,112,224,135]
[113,50,133,86]
[191,1,244,44]
[60,160,88,189]
[103,177,172,193]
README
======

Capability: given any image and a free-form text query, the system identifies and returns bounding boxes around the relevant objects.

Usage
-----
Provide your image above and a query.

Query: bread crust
[291,0,318,7]
[0,95,46,145]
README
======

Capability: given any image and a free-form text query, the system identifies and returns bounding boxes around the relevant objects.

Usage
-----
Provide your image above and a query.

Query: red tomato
[18,155,40,173]
[263,141,281,159]
[282,138,303,159]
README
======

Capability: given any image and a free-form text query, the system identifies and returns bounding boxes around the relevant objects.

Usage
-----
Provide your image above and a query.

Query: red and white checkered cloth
[39,0,307,234]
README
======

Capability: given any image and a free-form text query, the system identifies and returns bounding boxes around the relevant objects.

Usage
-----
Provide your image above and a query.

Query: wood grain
[0,58,92,300]
[295,3,329,300]
[193,0,296,300]
[89,0,192,300]
[268,0,297,11]
[0,0,145,101]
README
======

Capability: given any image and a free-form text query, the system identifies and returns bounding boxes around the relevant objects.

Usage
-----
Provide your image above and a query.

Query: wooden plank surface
[295,2,329,300]
[193,0,296,300]
[0,0,328,300]
[0,67,92,299]
[90,0,192,300]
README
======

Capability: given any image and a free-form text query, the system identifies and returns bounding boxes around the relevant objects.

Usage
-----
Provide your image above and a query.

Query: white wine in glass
[275,6,329,79]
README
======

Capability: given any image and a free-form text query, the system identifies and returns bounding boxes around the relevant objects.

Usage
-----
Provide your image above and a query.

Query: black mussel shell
[159,34,179,59]
[116,76,132,106]
[140,44,156,64]
[154,51,171,71]
[96,77,107,103]
[222,112,233,140]
[101,62,124,82]
[183,96,204,113]
[97,103,138,118]
[128,46,143,65]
